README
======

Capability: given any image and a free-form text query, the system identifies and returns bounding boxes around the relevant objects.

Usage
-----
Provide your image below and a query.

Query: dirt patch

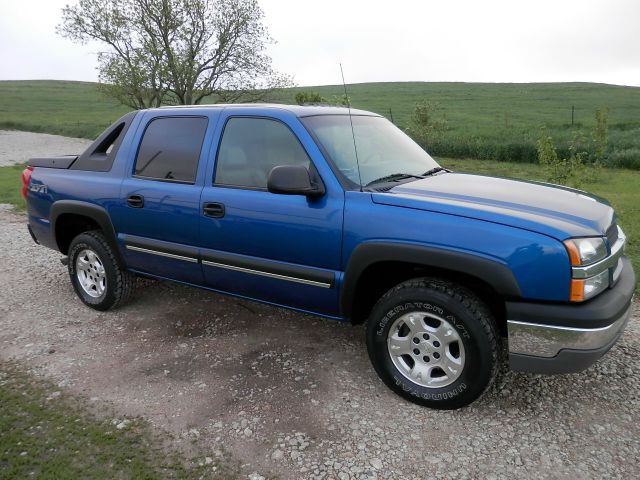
[1,206,639,480]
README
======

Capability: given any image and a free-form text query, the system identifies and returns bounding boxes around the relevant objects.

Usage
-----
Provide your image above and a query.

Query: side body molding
[49,200,124,265]
[340,242,522,320]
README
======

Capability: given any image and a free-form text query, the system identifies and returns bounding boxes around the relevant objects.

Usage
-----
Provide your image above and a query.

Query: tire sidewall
[68,234,117,310]
[367,286,494,409]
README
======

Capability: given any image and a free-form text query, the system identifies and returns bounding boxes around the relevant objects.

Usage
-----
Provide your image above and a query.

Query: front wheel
[366,277,498,409]
[67,231,135,311]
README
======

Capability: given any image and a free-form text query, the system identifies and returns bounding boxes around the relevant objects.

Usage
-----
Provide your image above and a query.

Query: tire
[67,230,135,311]
[366,277,498,410]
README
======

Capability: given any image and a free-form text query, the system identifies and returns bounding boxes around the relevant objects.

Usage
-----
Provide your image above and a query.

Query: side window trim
[212,115,316,190]
[132,115,209,185]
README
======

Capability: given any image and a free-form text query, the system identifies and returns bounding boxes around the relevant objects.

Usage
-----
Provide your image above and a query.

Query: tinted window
[134,117,208,183]
[215,117,311,188]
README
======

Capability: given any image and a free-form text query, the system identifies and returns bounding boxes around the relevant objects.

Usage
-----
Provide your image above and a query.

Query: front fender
[340,241,522,319]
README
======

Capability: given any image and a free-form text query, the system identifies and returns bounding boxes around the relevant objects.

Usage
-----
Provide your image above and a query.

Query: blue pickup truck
[22,104,635,409]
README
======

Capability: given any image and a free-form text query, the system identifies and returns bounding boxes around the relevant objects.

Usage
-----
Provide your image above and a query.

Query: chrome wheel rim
[75,249,106,298]
[387,311,466,388]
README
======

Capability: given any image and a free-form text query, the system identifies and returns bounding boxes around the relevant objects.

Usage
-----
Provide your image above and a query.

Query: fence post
[571,105,575,126]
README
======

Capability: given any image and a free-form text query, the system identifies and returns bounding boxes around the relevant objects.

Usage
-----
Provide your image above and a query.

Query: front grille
[606,223,619,247]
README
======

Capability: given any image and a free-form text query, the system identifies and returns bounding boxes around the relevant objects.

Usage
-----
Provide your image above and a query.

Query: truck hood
[371,173,614,240]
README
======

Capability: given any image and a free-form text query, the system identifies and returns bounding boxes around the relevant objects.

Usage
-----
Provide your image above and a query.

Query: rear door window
[134,117,208,183]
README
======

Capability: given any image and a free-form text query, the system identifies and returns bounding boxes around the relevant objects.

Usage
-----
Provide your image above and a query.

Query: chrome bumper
[507,256,635,374]
[507,302,632,358]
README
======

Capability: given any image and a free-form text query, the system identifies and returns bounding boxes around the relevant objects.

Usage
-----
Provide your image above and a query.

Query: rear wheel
[366,277,498,409]
[67,231,135,311]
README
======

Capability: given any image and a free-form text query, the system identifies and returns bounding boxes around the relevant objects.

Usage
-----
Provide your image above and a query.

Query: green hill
[2,80,640,167]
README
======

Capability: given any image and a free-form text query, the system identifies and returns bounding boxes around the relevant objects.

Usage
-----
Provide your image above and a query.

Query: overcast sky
[1,0,639,86]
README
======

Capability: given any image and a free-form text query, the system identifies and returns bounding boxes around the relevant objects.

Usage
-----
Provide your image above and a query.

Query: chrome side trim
[202,260,332,288]
[572,227,626,279]
[125,245,199,263]
[507,303,632,358]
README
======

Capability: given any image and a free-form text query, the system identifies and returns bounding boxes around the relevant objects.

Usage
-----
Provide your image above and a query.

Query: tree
[58,0,291,108]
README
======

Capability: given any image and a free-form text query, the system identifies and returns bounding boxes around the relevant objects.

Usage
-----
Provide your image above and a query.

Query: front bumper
[507,257,635,374]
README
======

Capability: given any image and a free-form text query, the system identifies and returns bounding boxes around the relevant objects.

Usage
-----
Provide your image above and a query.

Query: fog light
[583,269,609,300]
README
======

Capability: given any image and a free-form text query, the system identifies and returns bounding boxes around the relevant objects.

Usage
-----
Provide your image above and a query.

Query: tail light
[21,166,34,200]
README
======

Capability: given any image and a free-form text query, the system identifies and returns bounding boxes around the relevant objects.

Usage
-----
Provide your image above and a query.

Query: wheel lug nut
[423,334,430,340]
[433,341,440,348]
[423,356,430,362]
[412,337,420,344]
[433,352,440,359]
[413,349,420,355]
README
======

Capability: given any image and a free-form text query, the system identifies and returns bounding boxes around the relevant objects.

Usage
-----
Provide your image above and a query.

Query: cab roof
[153,103,379,118]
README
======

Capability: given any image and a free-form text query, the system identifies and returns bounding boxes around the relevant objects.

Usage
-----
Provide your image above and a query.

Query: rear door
[199,109,345,316]
[111,112,218,285]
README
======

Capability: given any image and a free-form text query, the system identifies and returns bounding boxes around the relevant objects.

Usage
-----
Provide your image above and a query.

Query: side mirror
[267,165,325,197]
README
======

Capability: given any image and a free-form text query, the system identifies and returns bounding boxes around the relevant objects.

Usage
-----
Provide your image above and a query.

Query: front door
[199,111,344,316]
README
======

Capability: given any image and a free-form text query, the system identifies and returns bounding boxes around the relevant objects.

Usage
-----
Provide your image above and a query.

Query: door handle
[127,194,144,208]
[203,202,225,218]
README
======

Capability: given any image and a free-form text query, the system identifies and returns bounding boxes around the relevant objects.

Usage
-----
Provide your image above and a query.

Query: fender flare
[50,200,124,266]
[340,242,522,320]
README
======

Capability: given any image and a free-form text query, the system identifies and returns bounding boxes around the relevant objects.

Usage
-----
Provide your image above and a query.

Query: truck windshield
[302,115,440,188]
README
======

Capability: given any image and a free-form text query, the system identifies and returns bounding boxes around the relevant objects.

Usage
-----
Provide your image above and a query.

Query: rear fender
[50,200,124,266]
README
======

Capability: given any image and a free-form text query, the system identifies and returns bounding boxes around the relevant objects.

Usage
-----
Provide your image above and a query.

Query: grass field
[0,81,130,139]
[0,362,230,479]
[0,164,28,212]
[2,80,640,167]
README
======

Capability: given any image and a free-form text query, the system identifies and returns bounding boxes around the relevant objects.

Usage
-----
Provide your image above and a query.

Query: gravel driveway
[0,130,91,166]
[0,205,638,480]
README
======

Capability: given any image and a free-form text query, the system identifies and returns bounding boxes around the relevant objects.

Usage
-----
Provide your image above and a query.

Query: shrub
[536,133,600,187]
[294,91,349,106]
[607,148,640,169]
[406,100,447,149]
[294,91,324,105]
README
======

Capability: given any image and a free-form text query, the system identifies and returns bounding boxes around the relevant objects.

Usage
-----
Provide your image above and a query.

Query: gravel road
[1,205,639,480]
[0,130,91,166]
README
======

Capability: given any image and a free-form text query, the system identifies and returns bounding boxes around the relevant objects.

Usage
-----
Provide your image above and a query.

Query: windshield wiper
[365,167,448,187]
[422,166,448,176]
[365,173,426,187]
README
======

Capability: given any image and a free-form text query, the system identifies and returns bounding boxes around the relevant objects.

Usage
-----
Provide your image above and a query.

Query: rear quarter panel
[26,112,145,249]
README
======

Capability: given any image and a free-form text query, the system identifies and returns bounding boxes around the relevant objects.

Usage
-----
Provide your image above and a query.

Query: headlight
[565,236,612,302]
[563,237,607,266]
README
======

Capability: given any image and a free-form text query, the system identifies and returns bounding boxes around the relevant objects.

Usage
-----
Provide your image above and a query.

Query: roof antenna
[340,63,363,192]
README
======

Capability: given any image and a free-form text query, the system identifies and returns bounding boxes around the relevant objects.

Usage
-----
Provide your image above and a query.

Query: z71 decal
[29,184,48,194]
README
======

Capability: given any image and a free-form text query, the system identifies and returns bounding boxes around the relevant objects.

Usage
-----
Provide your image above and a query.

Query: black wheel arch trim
[340,241,522,319]
[50,200,124,266]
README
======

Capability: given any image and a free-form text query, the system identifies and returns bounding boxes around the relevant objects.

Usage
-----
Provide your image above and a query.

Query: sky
[1,0,639,87]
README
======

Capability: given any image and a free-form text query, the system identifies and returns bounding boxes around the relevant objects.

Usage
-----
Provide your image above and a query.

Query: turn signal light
[570,279,585,302]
